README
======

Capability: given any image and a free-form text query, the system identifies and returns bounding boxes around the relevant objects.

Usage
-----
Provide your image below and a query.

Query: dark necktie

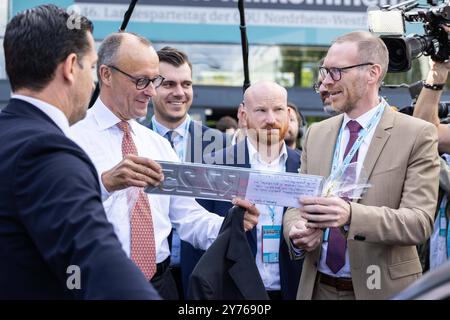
[165,130,176,150]
[326,120,362,274]
[117,121,157,279]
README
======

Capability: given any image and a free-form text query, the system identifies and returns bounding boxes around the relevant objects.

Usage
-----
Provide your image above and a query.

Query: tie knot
[117,121,131,134]
[166,130,176,142]
[347,120,362,134]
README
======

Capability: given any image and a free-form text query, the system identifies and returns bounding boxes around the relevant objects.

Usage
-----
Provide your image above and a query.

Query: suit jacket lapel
[360,106,394,190]
[286,147,300,173]
[186,121,195,162]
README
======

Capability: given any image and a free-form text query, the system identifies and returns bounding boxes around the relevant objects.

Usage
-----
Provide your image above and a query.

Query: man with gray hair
[71,32,259,300]
[285,31,440,299]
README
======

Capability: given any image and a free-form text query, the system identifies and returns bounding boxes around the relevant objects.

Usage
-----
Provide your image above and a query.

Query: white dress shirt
[318,102,384,278]
[11,94,71,137]
[247,138,287,291]
[70,98,223,263]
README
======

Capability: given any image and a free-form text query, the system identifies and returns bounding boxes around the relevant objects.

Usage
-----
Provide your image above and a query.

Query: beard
[248,124,288,148]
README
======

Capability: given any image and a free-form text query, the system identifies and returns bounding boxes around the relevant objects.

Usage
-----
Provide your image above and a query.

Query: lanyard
[152,117,191,161]
[439,197,448,237]
[267,205,277,226]
[329,100,386,184]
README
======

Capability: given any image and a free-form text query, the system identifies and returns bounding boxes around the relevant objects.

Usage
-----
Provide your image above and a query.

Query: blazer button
[354,234,366,241]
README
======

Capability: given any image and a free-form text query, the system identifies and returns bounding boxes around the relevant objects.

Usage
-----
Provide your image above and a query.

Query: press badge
[262,225,281,263]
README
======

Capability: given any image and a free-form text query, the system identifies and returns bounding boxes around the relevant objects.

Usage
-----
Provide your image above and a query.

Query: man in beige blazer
[284,31,440,300]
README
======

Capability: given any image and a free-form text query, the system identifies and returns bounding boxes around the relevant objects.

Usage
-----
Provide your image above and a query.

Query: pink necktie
[326,120,362,274]
[117,121,157,279]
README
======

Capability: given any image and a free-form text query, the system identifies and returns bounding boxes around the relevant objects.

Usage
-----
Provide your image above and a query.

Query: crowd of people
[0,4,448,300]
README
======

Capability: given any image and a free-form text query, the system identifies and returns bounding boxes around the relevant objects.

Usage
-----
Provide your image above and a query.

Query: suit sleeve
[14,134,160,299]
[348,123,439,245]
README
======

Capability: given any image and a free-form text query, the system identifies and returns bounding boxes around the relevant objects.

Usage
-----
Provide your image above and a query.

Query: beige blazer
[283,106,440,300]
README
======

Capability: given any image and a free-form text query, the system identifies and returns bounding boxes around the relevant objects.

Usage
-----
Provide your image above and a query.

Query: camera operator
[412,25,450,270]
[413,25,450,153]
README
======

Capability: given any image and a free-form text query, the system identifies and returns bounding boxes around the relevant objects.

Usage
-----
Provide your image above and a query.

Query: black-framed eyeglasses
[108,65,164,90]
[319,62,374,82]
[312,81,322,93]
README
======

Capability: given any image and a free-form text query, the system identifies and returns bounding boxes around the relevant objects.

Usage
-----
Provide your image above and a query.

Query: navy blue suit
[0,99,160,299]
[185,139,303,300]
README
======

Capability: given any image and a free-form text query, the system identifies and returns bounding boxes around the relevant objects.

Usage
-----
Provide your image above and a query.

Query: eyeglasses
[312,81,322,93]
[319,62,374,82]
[108,65,164,90]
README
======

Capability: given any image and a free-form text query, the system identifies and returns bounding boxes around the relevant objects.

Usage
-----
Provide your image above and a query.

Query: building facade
[1,0,449,123]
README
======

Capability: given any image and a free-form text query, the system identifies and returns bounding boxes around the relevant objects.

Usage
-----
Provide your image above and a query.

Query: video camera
[368,0,450,72]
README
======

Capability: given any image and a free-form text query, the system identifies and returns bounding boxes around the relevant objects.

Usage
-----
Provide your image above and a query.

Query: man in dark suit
[0,4,159,299]
[149,47,226,296]
[190,81,303,300]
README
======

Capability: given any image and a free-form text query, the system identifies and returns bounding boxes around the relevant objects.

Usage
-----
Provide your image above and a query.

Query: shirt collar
[246,137,288,166]
[11,94,71,136]
[91,98,137,134]
[151,115,191,138]
[342,99,384,131]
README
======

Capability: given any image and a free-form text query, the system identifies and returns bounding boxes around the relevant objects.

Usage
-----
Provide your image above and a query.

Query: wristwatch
[422,80,445,90]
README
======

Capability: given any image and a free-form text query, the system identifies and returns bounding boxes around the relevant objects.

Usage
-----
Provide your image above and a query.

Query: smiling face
[103,36,159,121]
[322,42,369,116]
[151,62,193,128]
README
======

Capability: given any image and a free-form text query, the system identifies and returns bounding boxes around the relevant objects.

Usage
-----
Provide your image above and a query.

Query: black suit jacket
[187,206,269,300]
[188,140,303,300]
[0,99,160,299]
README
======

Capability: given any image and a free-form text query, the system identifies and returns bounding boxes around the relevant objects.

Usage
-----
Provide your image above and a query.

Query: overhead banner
[72,0,403,44]
[75,0,400,11]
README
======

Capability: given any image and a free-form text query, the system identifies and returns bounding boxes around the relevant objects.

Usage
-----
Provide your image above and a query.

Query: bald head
[97,32,160,121]
[242,81,290,149]
[97,32,157,85]
[243,81,287,108]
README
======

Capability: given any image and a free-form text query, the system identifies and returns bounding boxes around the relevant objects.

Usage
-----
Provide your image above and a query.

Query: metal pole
[88,0,139,108]
[238,0,250,95]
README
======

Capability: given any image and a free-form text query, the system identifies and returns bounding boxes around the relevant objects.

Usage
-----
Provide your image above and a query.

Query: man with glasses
[71,32,259,300]
[284,31,440,299]
[313,58,335,116]
[148,47,226,297]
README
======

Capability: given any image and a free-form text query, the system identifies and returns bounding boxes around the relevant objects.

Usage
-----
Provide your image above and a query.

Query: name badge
[262,225,281,263]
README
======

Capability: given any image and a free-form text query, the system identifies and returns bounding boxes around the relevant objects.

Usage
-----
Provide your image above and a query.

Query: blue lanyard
[439,197,447,237]
[267,205,277,226]
[152,117,190,161]
[329,100,386,186]
[447,220,450,258]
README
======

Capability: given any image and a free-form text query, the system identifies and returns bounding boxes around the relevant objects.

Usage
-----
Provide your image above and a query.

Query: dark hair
[287,102,303,127]
[216,116,238,132]
[157,46,192,71]
[3,4,93,92]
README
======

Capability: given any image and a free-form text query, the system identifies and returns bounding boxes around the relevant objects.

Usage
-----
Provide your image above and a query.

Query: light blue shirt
[151,115,191,162]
